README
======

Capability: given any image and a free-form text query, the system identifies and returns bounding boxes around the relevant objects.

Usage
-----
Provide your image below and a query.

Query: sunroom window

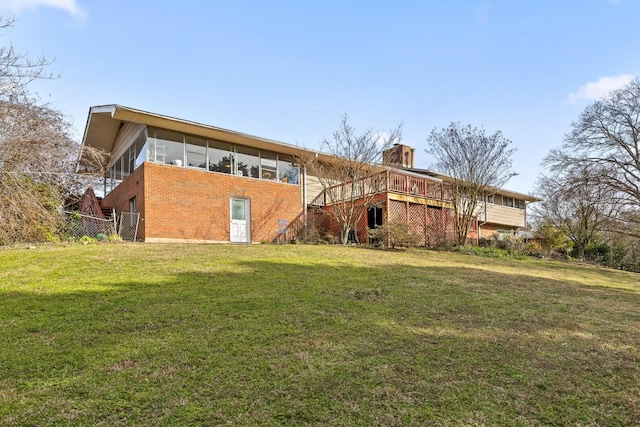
[155,129,184,166]
[236,146,260,178]
[186,136,207,169]
[105,127,302,189]
[278,157,299,184]
[260,152,277,180]
[208,140,233,173]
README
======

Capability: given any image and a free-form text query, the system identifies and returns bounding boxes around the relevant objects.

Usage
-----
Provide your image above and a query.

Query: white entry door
[230,198,250,243]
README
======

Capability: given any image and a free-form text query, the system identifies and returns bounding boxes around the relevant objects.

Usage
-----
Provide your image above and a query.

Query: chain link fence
[62,211,140,242]
[118,212,140,242]
[62,211,117,239]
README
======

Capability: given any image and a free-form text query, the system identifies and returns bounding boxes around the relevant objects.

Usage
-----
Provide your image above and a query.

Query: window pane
[186,136,207,169]
[156,129,184,166]
[231,199,245,220]
[127,144,136,174]
[115,153,125,180]
[208,140,233,173]
[135,131,147,169]
[261,152,277,180]
[110,164,121,192]
[503,197,514,207]
[236,146,260,178]
[278,158,299,184]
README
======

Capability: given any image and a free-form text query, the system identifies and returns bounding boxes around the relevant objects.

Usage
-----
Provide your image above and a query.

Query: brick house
[77,105,532,244]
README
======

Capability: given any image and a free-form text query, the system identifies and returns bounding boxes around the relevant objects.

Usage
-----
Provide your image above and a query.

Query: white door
[230,198,250,243]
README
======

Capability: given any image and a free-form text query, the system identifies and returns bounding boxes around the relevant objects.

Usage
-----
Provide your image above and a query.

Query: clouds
[0,0,83,17]
[566,74,635,104]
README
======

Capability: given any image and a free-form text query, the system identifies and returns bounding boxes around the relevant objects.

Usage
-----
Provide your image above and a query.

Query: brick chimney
[382,144,414,168]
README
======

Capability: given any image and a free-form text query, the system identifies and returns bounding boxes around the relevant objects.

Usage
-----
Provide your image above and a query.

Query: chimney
[382,144,415,169]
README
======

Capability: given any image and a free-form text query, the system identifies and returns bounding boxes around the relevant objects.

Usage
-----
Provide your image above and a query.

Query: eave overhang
[76,104,329,173]
[404,167,539,202]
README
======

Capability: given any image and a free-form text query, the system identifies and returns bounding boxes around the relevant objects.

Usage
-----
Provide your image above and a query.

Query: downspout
[303,165,308,241]
[522,201,529,242]
[478,192,490,241]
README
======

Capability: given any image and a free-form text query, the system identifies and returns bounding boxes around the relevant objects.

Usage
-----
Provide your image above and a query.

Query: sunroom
[78,105,303,196]
[105,127,301,195]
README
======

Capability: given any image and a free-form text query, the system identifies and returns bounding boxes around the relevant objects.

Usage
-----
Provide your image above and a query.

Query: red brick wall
[104,162,303,243]
[102,165,146,240]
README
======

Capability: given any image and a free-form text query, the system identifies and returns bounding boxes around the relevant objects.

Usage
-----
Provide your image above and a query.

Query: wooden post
[423,204,428,246]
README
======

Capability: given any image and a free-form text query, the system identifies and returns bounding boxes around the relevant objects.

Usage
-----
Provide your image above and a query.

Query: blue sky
[2,0,639,194]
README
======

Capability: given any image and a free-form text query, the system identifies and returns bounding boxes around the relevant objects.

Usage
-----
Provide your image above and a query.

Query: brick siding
[103,162,303,243]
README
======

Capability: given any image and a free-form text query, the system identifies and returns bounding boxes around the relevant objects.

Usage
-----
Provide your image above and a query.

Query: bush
[584,241,612,264]
[295,224,331,244]
[473,235,530,259]
[368,222,420,249]
[457,244,529,260]
[607,239,640,273]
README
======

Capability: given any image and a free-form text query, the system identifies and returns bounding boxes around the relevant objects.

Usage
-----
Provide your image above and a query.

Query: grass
[0,243,639,426]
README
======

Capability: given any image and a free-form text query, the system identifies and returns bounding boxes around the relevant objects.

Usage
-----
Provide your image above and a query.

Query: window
[186,136,207,169]
[231,199,246,221]
[278,156,300,184]
[114,155,125,181]
[515,199,525,209]
[367,206,383,229]
[260,152,277,180]
[128,145,135,175]
[208,140,233,173]
[236,146,260,178]
[486,195,494,204]
[503,196,514,208]
[129,197,137,226]
[155,129,184,166]
[134,130,147,168]
[123,127,301,186]
[108,165,117,193]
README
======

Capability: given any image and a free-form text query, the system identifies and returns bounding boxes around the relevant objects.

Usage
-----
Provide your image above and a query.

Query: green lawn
[1,244,638,426]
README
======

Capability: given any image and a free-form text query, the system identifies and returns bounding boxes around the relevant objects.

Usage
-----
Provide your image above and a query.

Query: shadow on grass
[1,256,639,425]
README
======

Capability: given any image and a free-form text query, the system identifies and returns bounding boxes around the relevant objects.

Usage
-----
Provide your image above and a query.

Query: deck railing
[310,171,453,207]
[284,171,454,242]
[386,171,453,201]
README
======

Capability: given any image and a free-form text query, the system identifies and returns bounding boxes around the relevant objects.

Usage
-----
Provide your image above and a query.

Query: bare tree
[0,18,56,93]
[426,122,517,245]
[545,78,640,234]
[299,114,402,245]
[530,169,619,259]
[0,18,98,244]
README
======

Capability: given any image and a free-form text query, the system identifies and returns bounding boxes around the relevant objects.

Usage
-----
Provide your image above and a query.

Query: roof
[76,105,535,201]
[77,104,330,171]
[404,167,539,202]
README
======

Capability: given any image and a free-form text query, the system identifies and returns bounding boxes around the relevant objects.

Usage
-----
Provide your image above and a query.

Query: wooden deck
[310,170,454,207]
